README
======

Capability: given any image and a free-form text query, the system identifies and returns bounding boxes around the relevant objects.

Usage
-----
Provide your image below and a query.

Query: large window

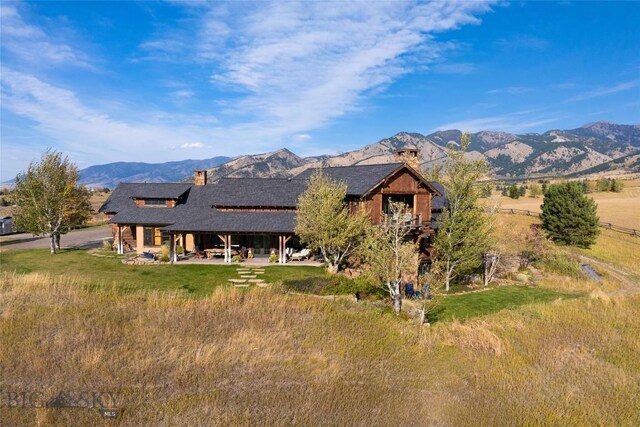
[382,194,414,214]
[143,227,167,247]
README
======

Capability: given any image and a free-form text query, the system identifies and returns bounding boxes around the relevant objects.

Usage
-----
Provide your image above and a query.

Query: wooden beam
[282,235,291,264]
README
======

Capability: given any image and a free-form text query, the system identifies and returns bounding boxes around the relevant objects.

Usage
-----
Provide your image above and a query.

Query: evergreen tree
[508,184,520,199]
[540,182,599,248]
[518,185,526,197]
[610,179,624,193]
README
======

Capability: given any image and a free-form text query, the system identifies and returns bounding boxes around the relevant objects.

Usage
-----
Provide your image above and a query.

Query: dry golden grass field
[490,180,640,229]
[1,214,639,426]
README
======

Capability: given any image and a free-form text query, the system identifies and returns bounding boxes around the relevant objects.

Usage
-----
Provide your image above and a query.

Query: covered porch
[165,231,303,264]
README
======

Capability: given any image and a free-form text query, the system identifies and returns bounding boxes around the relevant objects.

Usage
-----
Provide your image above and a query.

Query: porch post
[117,225,123,254]
[278,235,283,264]
[283,236,291,264]
[227,235,232,263]
[169,233,175,264]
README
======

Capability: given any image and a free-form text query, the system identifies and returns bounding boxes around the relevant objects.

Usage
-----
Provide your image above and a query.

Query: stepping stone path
[228,267,270,287]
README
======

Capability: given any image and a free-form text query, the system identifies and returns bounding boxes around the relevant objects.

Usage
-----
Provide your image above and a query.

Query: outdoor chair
[189,246,206,259]
[290,248,311,261]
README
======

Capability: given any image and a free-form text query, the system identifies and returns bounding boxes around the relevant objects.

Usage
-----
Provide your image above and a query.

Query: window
[143,227,167,246]
[144,198,166,206]
[382,194,414,214]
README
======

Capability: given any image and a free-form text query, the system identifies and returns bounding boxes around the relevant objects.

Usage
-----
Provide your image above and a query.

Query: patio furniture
[205,248,240,258]
[188,246,207,259]
[290,248,311,261]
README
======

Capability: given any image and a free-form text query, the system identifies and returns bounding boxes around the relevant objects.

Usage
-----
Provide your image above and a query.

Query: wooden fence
[495,208,639,237]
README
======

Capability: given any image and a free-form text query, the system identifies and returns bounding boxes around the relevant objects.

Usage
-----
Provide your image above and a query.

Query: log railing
[494,208,639,237]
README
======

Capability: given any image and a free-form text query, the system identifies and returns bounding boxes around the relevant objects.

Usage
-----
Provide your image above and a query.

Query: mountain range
[79,156,230,189]
[77,121,639,188]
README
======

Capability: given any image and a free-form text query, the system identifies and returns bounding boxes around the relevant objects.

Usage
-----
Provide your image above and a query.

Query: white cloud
[494,34,550,51]
[142,1,494,135]
[180,142,205,149]
[1,1,496,179]
[172,90,195,99]
[487,86,532,95]
[293,134,311,142]
[0,4,94,69]
[0,68,222,177]
[436,114,559,133]
[568,80,640,102]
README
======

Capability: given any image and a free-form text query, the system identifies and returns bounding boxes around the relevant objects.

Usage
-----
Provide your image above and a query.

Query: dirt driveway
[0,225,112,250]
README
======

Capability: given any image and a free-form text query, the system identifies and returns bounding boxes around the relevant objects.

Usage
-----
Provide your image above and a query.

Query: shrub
[231,255,242,263]
[159,244,170,262]
[534,248,583,279]
[269,254,279,263]
[102,240,113,252]
[175,245,185,255]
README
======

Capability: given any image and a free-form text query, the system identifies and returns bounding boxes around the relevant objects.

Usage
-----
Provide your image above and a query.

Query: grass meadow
[490,179,640,229]
[1,213,639,425]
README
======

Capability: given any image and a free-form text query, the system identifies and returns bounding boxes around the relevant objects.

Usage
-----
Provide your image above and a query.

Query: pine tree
[540,182,599,248]
[610,179,624,193]
[508,184,520,199]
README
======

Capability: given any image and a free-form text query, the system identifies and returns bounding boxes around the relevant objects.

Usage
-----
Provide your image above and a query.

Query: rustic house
[100,153,443,264]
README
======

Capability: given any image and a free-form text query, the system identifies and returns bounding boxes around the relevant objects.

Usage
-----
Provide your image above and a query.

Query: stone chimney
[194,170,207,186]
[394,145,421,170]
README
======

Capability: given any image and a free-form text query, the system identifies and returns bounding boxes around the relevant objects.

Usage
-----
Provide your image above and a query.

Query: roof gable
[293,163,404,196]
[294,163,441,198]
[361,163,442,198]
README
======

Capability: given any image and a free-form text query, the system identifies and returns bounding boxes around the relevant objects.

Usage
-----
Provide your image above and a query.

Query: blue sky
[1,1,639,181]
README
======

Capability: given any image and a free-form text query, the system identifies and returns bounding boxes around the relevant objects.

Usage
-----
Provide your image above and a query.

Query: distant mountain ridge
[79,156,230,188]
[75,121,639,188]
[202,121,639,181]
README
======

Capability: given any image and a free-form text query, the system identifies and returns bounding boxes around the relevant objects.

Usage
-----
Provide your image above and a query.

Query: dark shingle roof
[127,183,191,199]
[163,210,296,233]
[293,163,404,196]
[99,183,137,213]
[99,183,191,213]
[108,206,180,225]
[211,178,307,207]
[429,181,447,210]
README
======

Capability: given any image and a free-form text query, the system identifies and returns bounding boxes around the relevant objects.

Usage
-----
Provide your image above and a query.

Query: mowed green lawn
[431,286,581,322]
[0,249,326,296]
[0,248,583,323]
